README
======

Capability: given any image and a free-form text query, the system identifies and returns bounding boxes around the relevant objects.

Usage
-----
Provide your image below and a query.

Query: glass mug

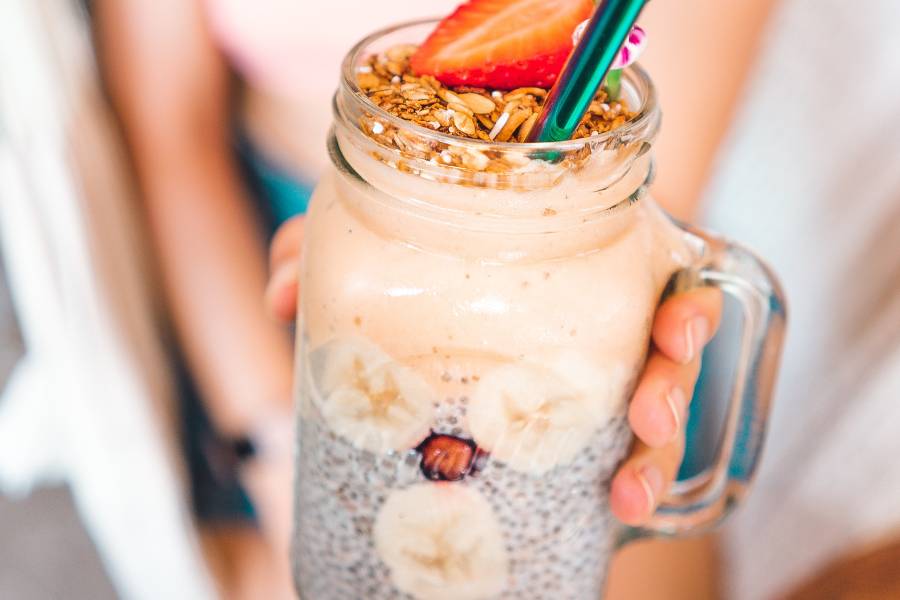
[292,20,786,600]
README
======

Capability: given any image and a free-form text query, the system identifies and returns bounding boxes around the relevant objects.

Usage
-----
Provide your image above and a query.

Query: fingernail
[637,465,664,514]
[665,386,687,442]
[682,316,710,364]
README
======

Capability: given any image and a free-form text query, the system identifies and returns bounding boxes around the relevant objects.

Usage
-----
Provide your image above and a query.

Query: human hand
[609,287,722,525]
[265,216,723,527]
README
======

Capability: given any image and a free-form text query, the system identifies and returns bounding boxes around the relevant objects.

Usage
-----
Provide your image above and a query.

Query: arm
[601,3,780,598]
[94,0,293,437]
[642,0,780,221]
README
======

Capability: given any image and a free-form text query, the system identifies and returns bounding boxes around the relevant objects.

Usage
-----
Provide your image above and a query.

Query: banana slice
[311,337,435,454]
[374,483,508,600]
[545,350,628,423]
[467,352,624,474]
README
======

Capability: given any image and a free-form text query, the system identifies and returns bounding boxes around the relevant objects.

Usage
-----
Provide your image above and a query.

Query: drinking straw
[526,0,649,143]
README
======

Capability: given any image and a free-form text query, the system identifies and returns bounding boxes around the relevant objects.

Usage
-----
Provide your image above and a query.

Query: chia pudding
[293,341,634,600]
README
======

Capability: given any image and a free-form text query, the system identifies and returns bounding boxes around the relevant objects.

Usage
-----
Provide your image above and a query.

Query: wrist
[229,410,294,467]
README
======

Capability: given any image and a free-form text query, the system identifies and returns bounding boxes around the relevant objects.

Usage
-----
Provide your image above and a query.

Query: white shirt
[702,0,900,597]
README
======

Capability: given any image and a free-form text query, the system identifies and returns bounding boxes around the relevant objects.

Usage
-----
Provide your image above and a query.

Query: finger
[628,350,701,448]
[266,217,305,322]
[652,287,723,364]
[269,216,305,270]
[265,261,299,323]
[610,437,685,526]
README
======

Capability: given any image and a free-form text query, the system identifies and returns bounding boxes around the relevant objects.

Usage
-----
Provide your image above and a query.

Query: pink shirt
[204,1,458,174]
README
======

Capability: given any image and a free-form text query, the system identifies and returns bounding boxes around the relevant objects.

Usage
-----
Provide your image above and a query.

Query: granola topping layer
[351,45,639,185]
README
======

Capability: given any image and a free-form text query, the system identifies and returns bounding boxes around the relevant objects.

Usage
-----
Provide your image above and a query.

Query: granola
[358,45,633,140]
[352,45,639,185]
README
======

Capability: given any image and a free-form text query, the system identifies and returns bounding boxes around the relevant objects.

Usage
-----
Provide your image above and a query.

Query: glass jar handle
[621,225,787,543]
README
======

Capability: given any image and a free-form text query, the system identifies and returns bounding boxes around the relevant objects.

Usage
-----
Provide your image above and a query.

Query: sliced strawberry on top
[410,0,593,90]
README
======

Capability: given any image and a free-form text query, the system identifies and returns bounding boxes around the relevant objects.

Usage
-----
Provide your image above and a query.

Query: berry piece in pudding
[418,433,480,481]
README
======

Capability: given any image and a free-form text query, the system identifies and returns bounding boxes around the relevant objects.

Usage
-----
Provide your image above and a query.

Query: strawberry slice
[410,0,594,89]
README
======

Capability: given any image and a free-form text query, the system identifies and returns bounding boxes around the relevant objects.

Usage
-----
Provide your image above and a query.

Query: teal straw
[526,0,648,143]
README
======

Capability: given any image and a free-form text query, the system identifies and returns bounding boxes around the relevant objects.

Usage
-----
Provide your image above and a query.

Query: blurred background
[0,268,113,597]
[2,0,899,599]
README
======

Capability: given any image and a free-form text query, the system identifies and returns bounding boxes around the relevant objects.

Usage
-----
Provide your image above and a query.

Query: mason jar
[292,20,786,600]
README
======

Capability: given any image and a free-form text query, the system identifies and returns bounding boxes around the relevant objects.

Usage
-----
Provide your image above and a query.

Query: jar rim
[327,129,655,232]
[339,18,660,155]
